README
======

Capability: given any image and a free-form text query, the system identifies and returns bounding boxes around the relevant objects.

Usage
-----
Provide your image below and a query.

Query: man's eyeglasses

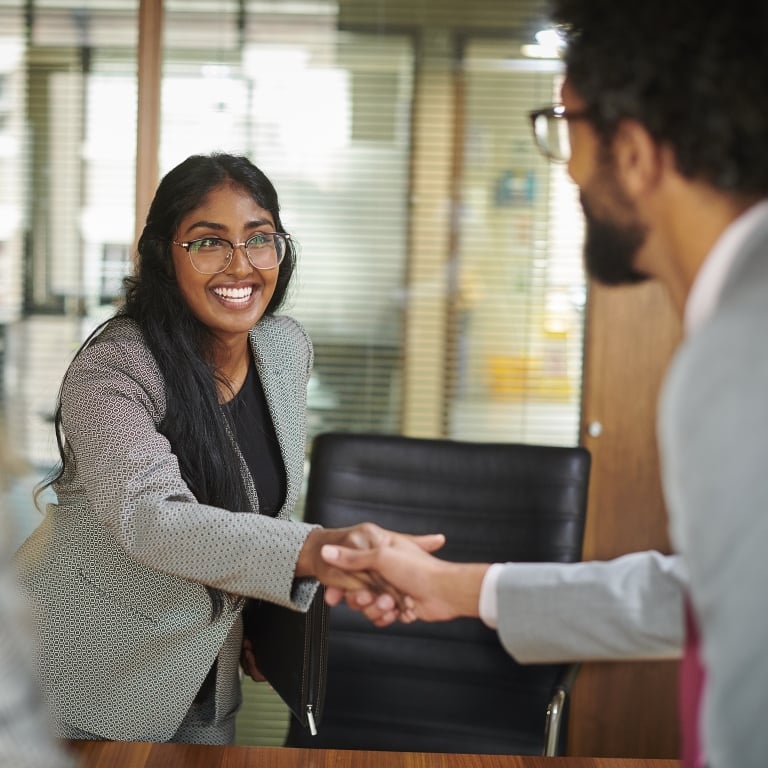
[172,232,290,274]
[528,104,592,163]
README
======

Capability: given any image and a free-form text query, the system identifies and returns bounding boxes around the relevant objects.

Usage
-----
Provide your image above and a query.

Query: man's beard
[580,192,650,286]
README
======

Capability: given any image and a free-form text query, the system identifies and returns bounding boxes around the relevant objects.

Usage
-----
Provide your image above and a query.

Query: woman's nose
[226,243,254,275]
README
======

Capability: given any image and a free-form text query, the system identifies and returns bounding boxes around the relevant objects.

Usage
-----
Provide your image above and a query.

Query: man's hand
[320,532,489,626]
[296,523,446,616]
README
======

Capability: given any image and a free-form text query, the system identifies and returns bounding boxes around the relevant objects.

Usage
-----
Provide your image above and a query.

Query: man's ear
[612,119,666,199]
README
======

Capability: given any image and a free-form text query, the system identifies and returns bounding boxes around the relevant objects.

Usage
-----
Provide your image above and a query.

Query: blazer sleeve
[494,550,687,662]
[57,322,316,610]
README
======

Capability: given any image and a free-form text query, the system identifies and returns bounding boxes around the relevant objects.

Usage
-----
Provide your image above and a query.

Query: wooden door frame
[134,0,163,253]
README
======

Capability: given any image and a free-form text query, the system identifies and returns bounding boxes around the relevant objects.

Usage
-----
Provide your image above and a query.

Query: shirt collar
[684,200,768,335]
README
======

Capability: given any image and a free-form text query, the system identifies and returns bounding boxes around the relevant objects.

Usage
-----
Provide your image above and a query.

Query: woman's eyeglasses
[172,232,290,274]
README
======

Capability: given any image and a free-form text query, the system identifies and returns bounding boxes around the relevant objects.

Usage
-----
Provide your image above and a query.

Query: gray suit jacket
[15,314,317,741]
[659,212,768,768]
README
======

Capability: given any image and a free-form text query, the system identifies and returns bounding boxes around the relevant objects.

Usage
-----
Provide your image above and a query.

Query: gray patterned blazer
[15,315,318,741]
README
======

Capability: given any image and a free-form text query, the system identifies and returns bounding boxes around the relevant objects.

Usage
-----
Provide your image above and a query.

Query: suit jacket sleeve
[494,550,687,662]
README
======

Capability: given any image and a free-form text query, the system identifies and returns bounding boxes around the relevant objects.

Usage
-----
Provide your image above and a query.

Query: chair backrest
[286,431,591,755]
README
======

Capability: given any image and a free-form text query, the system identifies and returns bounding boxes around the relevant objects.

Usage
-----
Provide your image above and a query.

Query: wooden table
[67,741,682,768]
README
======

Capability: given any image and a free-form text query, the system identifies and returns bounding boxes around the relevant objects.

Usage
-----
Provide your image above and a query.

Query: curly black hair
[550,0,768,195]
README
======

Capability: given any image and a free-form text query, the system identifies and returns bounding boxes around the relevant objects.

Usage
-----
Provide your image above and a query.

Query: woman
[15,153,438,744]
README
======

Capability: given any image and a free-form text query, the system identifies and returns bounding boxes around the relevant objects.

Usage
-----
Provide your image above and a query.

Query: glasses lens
[188,237,230,274]
[553,117,571,163]
[245,233,286,270]
[531,111,571,163]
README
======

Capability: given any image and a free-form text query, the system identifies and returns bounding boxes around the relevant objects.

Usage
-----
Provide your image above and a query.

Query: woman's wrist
[295,528,322,579]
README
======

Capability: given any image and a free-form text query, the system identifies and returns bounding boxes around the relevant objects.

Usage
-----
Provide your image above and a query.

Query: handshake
[298,523,490,627]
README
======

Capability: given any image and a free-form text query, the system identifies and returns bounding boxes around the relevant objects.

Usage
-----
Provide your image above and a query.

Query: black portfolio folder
[242,587,329,735]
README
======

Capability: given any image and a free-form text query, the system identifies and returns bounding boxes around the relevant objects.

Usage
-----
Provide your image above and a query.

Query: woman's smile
[211,283,257,305]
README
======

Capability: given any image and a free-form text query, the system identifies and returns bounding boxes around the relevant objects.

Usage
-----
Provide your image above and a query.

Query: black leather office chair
[285,431,591,755]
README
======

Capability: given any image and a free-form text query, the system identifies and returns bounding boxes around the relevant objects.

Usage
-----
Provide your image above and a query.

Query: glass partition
[449,40,584,444]
[0,1,138,543]
[163,2,414,440]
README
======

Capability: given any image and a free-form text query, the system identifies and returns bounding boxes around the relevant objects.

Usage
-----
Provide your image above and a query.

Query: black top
[225,360,286,518]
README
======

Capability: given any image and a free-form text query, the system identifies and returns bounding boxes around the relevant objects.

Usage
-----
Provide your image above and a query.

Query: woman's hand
[240,634,266,682]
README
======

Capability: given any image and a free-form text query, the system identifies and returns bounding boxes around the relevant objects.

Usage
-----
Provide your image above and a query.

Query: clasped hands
[245,523,451,681]
[298,523,489,627]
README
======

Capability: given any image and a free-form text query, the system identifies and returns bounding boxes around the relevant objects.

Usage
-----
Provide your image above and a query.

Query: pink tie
[680,598,706,768]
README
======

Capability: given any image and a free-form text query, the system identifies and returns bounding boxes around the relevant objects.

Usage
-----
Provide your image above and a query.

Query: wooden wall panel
[571,279,682,757]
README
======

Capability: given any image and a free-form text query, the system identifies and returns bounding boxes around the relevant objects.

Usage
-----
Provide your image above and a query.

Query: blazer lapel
[249,321,308,518]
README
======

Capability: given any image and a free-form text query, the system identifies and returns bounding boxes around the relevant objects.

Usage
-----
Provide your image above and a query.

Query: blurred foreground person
[1,424,74,767]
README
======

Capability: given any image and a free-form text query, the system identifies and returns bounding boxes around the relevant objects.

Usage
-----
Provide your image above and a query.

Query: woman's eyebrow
[185,219,226,233]
[185,218,274,233]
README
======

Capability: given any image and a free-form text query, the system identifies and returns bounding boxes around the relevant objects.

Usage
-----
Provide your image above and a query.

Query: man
[322,1,768,766]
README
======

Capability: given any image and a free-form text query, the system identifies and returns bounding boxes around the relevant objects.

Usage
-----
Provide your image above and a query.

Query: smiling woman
[13,153,442,746]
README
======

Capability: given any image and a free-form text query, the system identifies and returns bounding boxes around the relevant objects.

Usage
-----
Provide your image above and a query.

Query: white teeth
[213,286,253,300]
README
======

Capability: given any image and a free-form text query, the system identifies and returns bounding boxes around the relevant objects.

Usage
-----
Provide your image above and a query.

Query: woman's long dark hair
[41,153,297,618]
